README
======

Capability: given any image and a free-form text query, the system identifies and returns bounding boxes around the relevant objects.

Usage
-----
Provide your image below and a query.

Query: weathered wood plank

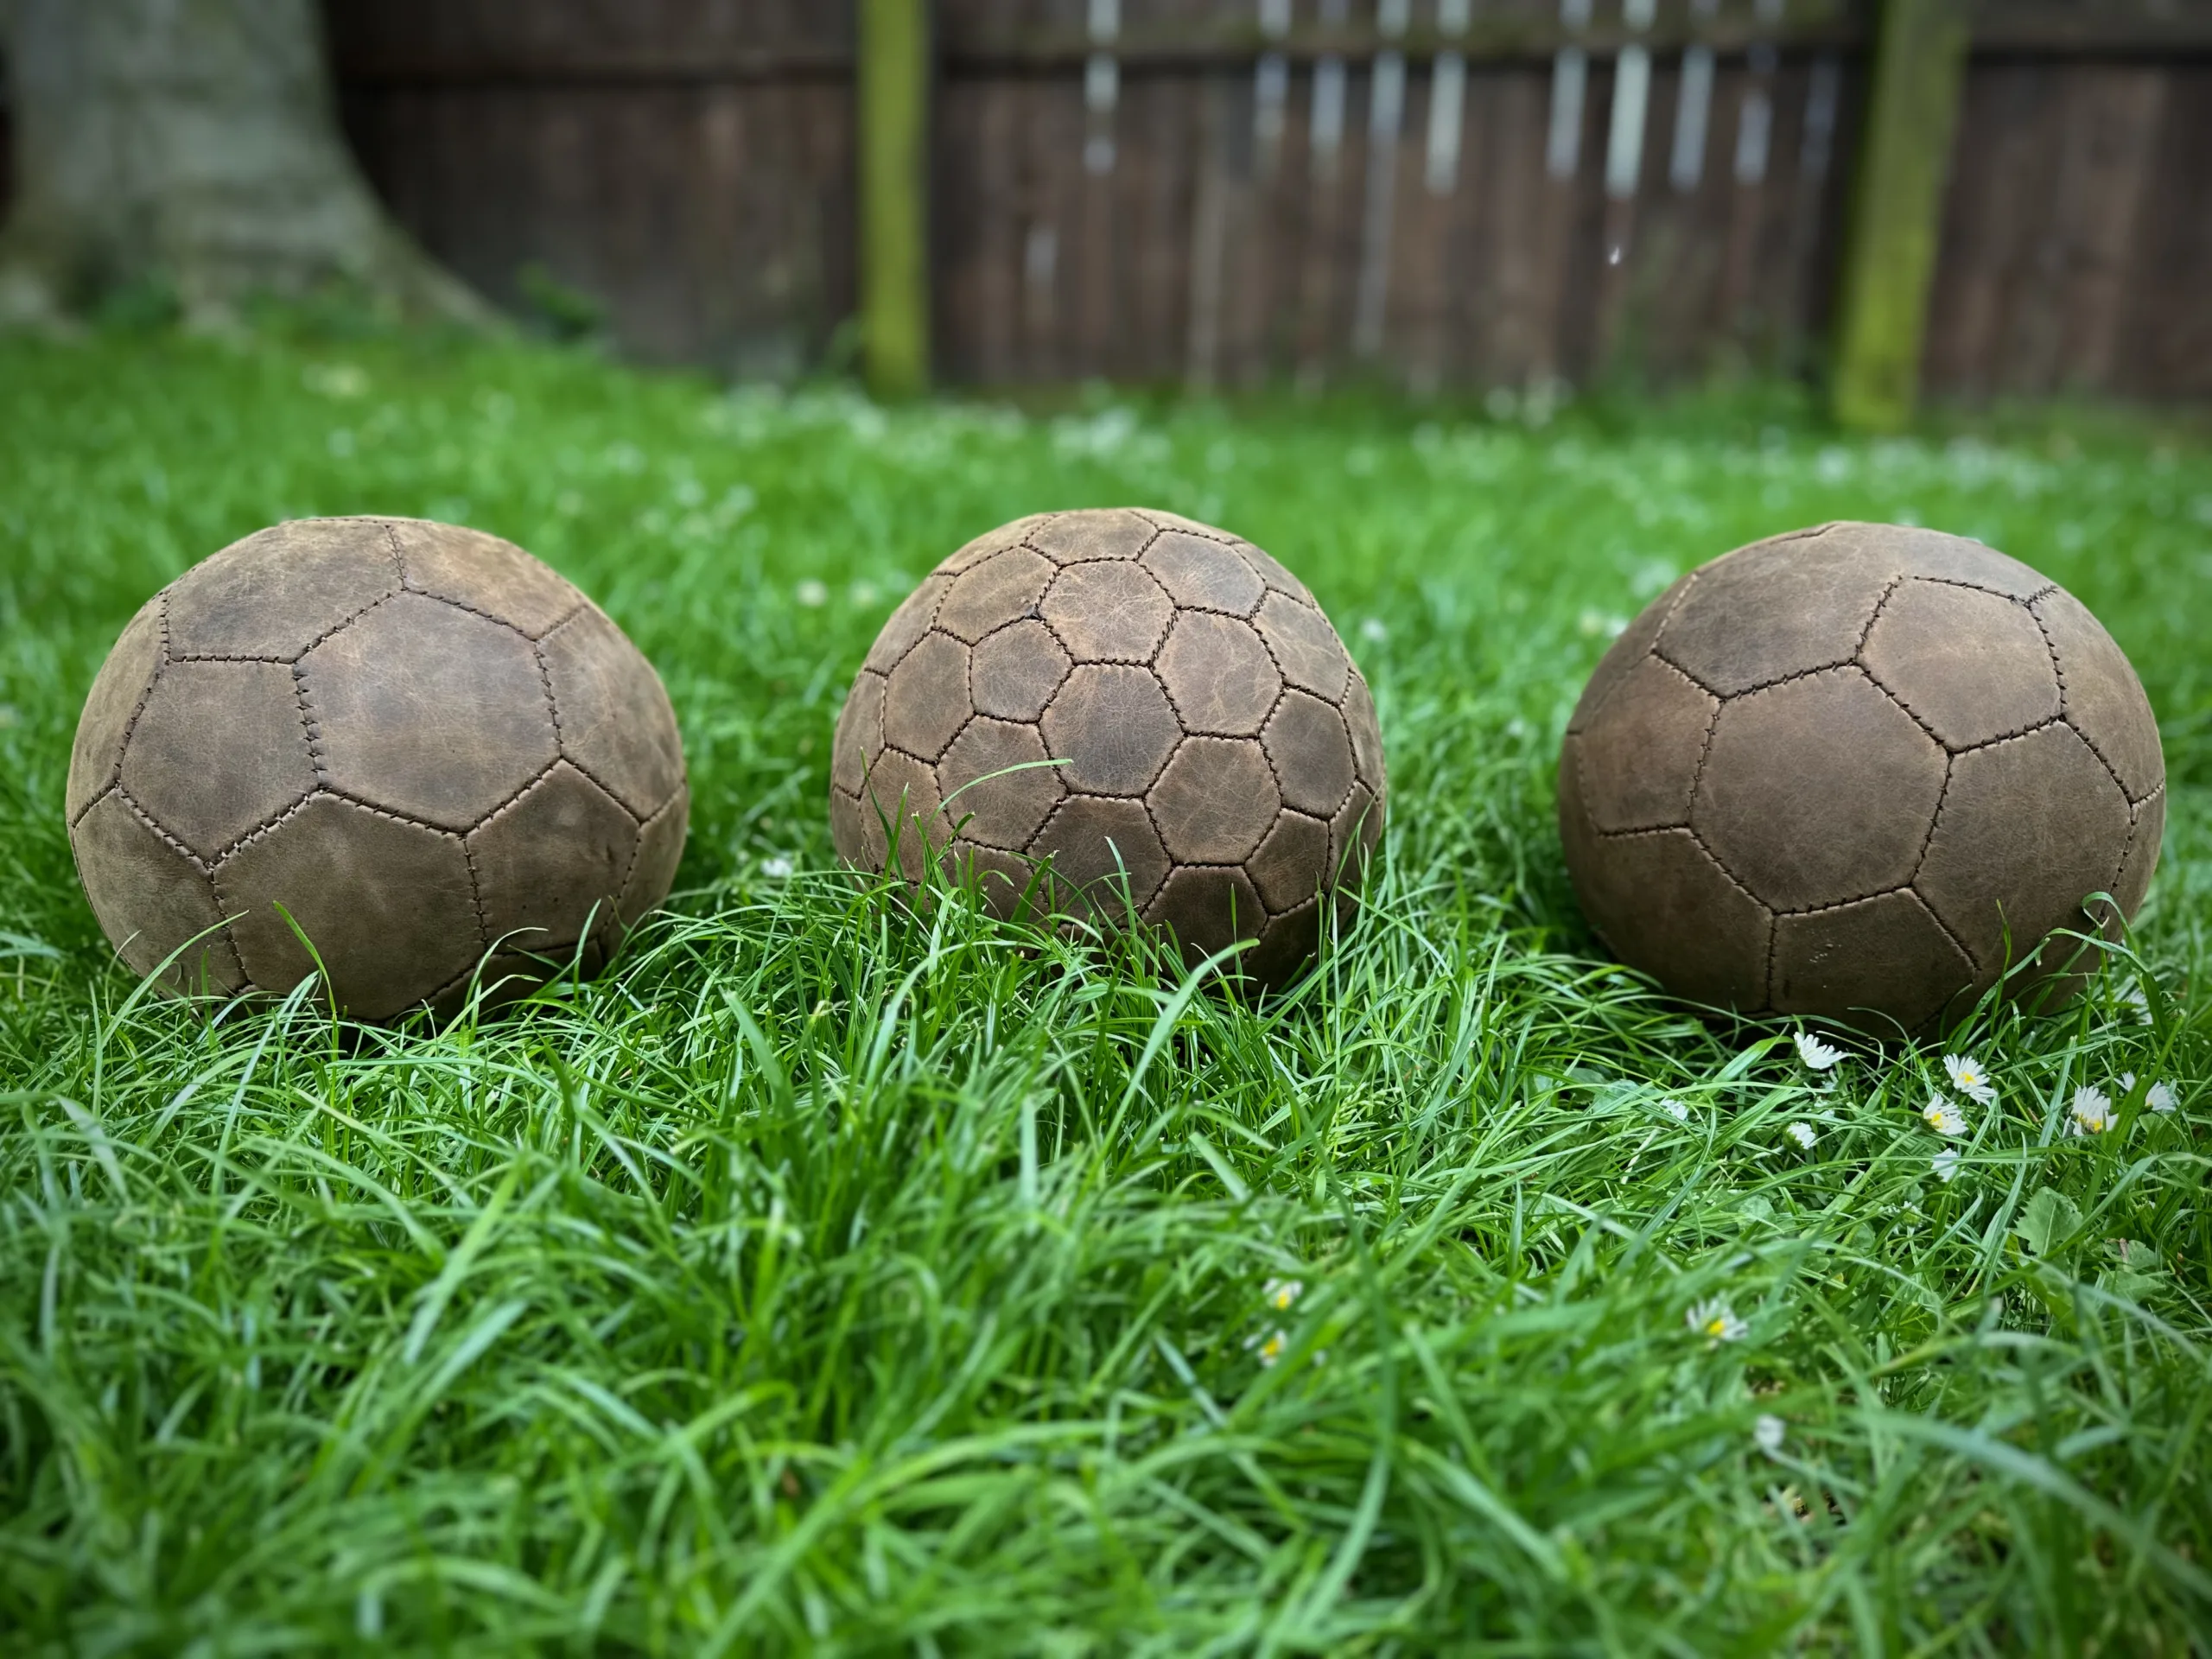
[1833,0,1970,430]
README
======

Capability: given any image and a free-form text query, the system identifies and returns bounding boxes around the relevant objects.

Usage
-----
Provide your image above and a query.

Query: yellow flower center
[1705,1319,1729,1338]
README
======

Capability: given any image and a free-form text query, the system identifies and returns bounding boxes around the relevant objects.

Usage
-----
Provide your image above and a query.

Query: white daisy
[1921,1093,1966,1137]
[1753,1414,1786,1455]
[1687,1297,1747,1344]
[1262,1277,1303,1313]
[1795,1032,1845,1071]
[1785,1121,1816,1150]
[758,855,795,880]
[2120,1072,2177,1115]
[2068,1084,2113,1135]
[1932,1148,1961,1183]
[2123,982,2152,1024]
[1660,1097,1690,1122]
[1943,1054,1996,1105]
[1250,1329,1287,1367]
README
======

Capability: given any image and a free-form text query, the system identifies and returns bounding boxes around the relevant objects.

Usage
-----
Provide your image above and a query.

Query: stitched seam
[1254,593,1351,702]
[1908,573,2056,604]
[409,587,543,644]
[287,587,401,664]
[1038,564,1170,664]
[1902,753,1953,888]
[223,785,474,856]
[459,837,493,947]
[2108,781,2166,899]
[1154,622,1283,739]
[1944,715,2067,760]
[94,589,177,821]
[1656,646,1861,702]
[1138,547,1266,620]
[531,639,653,810]
[382,522,410,584]
[866,573,952,675]
[115,785,209,874]
[290,662,329,785]
[1853,575,1908,657]
[2018,592,2110,789]
[941,563,1055,647]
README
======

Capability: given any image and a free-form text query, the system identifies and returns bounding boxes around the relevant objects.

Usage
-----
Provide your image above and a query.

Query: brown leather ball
[1560,521,2164,1034]
[67,517,688,1020]
[830,508,1385,986]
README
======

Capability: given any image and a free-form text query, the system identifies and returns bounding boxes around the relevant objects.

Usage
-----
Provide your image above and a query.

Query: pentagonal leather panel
[2112,788,2164,921]
[71,790,245,995]
[217,794,480,1020]
[1770,890,1975,1036]
[2033,587,2164,802]
[1694,667,1946,912]
[307,592,558,830]
[467,760,638,952]
[1228,538,1315,606]
[1560,760,1771,1010]
[1026,508,1158,565]
[1255,591,1348,702]
[1262,691,1356,818]
[832,670,887,794]
[1573,655,1715,832]
[1039,665,1181,796]
[389,518,584,638]
[1331,783,1383,893]
[120,659,317,856]
[1144,864,1267,969]
[166,518,401,660]
[1042,563,1174,663]
[855,748,948,880]
[68,596,165,823]
[865,573,950,673]
[946,842,1040,919]
[538,605,686,820]
[970,620,1070,721]
[1343,671,1385,792]
[944,512,1052,574]
[882,632,971,762]
[1150,738,1279,864]
[1142,532,1265,615]
[1567,574,1691,734]
[1245,900,1322,988]
[1895,527,2051,600]
[938,718,1065,850]
[938,550,1055,644]
[1915,721,2133,972]
[1156,612,1281,735]
[1860,580,2058,749]
[1031,795,1172,917]
[1659,525,1901,696]
[1248,810,1331,912]
[619,784,688,927]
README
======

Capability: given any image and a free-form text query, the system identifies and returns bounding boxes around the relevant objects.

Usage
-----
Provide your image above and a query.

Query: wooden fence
[7,3,2207,402]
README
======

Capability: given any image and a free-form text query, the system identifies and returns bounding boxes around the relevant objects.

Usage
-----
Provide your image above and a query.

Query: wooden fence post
[1831,0,1968,432]
[859,0,931,399]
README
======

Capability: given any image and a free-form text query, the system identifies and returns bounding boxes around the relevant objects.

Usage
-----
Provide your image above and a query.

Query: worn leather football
[1560,521,2164,1034]
[67,517,688,1019]
[830,508,1386,987]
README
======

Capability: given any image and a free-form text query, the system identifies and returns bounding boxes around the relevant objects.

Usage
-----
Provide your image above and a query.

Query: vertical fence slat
[1833,0,1968,430]
[860,0,931,397]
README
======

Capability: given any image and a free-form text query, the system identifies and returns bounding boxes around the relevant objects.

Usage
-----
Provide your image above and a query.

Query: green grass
[3,333,2210,1654]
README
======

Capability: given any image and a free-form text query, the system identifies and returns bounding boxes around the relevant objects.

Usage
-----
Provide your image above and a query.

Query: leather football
[830,508,1385,987]
[1560,521,2164,1034]
[67,517,688,1019]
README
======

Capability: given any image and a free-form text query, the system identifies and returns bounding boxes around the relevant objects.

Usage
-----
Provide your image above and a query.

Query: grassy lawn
[2,333,2209,1652]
